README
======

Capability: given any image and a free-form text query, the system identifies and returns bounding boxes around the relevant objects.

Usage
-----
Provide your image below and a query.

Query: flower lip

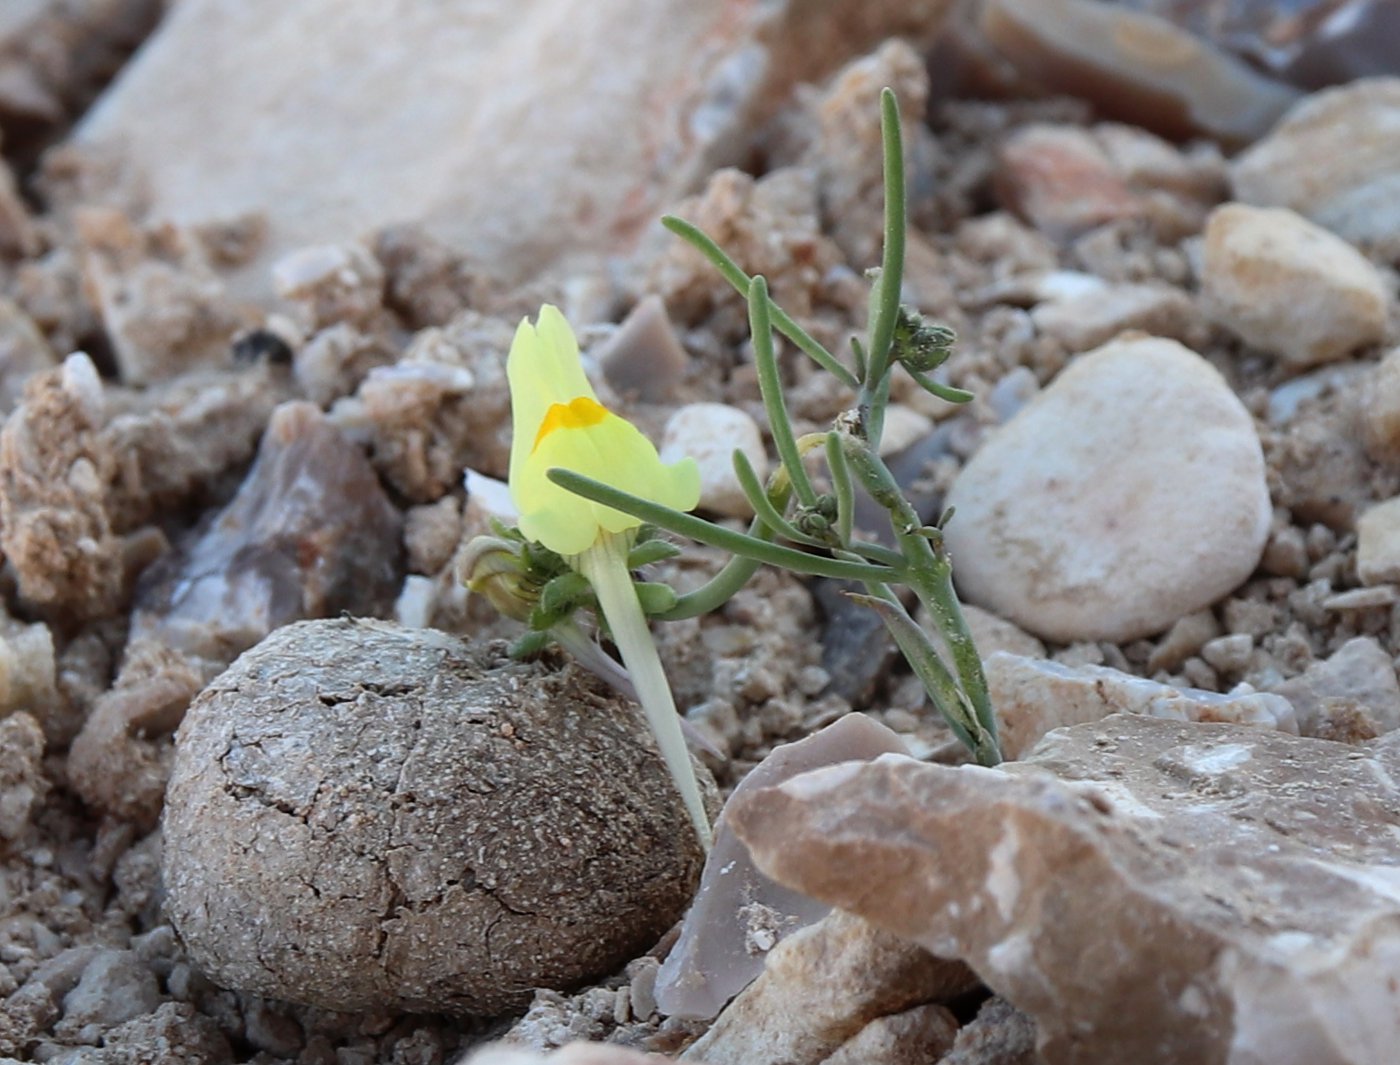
[532,396,609,454]
[507,305,700,557]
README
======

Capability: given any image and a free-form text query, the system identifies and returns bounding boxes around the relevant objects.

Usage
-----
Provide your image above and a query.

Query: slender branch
[750,275,819,510]
[661,216,858,388]
[548,469,903,583]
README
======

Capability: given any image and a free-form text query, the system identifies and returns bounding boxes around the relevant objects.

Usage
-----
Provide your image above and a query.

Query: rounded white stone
[661,403,767,519]
[944,336,1270,642]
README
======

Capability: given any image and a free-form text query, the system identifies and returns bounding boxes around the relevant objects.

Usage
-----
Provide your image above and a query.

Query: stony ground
[2,2,1400,1064]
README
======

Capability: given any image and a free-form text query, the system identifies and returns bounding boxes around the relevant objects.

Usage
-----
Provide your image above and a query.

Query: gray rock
[1270,636,1400,741]
[67,399,402,825]
[596,296,688,403]
[656,713,910,1020]
[163,619,715,1016]
[58,950,161,1031]
[731,716,1400,1065]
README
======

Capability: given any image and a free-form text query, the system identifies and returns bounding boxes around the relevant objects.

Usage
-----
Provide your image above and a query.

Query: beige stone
[987,651,1295,759]
[1271,636,1400,740]
[1363,347,1400,460]
[944,336,1270,642]
[681,910,976,1065]
[731,716,1400,1065]
[1201,203,1389,369]
[1030,281,1196,353]
[77,0,957,299]
[1357,497,1400,585]
[1231,78,1400,251]
[995,124,1142,241]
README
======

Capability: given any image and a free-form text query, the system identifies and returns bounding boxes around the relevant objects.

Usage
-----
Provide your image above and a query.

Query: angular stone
[730,716,1400,1065]
[164,621,714,1016]
[980,0,1300,144]
[0,296,56,415]
[1201,203,1389,369]
[596,295,689,403]
[681,910,976,1065]
[1270,636,1400,741]
[1231,78,1400,252]
[944,336,1271,642]
[657,714,911,1020]
[1362,347,1400,460]
[987,651,1296,759]
[76,0,957,298]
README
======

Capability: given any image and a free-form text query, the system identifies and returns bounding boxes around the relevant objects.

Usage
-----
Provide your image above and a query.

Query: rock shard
[730,715,1400,1065]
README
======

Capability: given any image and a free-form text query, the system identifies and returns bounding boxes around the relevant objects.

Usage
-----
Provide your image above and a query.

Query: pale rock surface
[820,1001,958,1065]
[1357,497,1400,586]
[0,712,46,845]
[944,336,1271,642]
[657,714,911,1020]
[681,910,977,1065]
[76,0,957,298]
[1029,280,1196,353]
[0,611,58,726]
[1200,203,1389,369]
[0,352,124,622]
[875,404,934,457]
[987,651,1297,759]
[731,716,1400,1065]
[0,296,56,414]
[661,403,766,520]
[164,621,714,1016]
[1270,636,1400,741]
[1231,78,1400,251]
[271,242,385,330]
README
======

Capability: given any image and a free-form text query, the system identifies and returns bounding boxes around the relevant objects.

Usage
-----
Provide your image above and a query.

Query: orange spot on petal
[532,396,609,453]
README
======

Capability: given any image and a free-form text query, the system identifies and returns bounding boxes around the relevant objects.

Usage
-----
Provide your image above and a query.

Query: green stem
[864,87,907,390]
[578,533,713,851]
[549,469,903,583]
[840,434,1001,766]
[750,275,818,510]
[824,431,854,546]
[661,216,858,389]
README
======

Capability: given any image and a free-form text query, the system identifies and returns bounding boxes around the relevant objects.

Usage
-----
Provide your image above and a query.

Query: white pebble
[945,336,1270,642]
[661,403,766,519]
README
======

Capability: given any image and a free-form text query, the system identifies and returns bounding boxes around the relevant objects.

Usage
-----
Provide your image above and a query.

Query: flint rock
[76,0,958,298]
[681,910,976,1065]
[1201,203,1389,369]
[731,715,1400,1065]
[163,620,714,1016]
[987,651,1297,759]
[596,295,688,403]
[1231,78,1400,252]
[657,714,911,1020]
[944,336,1271,642]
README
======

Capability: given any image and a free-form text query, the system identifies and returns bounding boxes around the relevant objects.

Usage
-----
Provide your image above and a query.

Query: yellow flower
[505,305,712,851]
[508,305,699,556]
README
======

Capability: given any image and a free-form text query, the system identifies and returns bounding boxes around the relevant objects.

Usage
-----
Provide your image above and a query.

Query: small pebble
[660,402,766,519]
[1358,497,1400,585]
[1200,203,1388,369]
